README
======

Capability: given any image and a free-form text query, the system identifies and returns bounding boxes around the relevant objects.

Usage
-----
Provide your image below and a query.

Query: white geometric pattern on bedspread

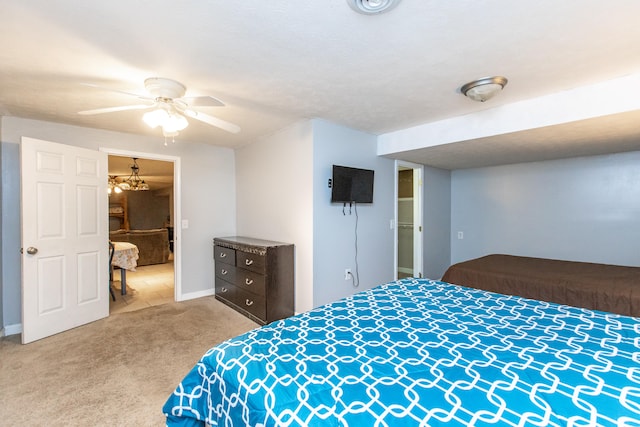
[164,279,640,426]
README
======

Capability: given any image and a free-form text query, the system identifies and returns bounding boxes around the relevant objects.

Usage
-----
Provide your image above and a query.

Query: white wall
[451,151,640,266]
[235,121,314,313]
[313,119,395,307]
[1,117,236,328]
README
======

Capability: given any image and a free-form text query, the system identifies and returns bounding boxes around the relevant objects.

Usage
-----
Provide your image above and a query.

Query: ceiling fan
[78,77,240,136]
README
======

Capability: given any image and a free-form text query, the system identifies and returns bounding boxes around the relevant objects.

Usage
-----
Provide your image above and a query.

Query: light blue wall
[313,119,395,307]
[235,118,396,312]
[0,118,3,332]
[451,151,640,266]
[1,138,19,331]
[423,165,451,279]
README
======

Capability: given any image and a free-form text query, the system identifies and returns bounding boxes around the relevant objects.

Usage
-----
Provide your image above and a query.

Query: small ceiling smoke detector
[347,0,401,15]
[460,76,508,102]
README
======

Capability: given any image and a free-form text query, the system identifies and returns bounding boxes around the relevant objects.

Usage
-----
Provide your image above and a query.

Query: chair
[109,241,116,301]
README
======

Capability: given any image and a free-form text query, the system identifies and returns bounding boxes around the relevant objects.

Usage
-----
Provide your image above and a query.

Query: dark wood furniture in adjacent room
[109,228,170,266]
[214,236,294,325]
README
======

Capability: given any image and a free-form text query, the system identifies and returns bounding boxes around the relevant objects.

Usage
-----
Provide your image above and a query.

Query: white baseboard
[2,291,216,336]
[178,288,215,302]
[2,323,22,337]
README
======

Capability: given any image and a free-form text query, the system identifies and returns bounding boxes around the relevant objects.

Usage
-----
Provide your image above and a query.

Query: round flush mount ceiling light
[460,76,508,102]
[346,0,401,14]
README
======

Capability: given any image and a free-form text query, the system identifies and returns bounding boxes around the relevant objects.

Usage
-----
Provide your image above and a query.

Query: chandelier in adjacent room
[107,175,123,195]
[118,158,150,191]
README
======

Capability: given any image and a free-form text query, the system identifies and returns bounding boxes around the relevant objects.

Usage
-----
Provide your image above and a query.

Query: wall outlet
[457,231,464,239]
[344,268,352,280]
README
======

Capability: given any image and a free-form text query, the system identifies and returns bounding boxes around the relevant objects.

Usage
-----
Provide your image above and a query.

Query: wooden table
[111,241,139,295]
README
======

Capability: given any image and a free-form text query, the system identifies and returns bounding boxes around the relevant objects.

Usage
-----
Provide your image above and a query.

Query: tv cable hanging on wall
[350,202,361,288]
[329,165,375,288]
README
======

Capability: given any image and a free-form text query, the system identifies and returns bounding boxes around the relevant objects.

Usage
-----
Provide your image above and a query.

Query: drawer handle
[221,269,228,275]
[245,299,254,307]
[220,287,228,293]
[245,278,254,285]
[219,253,227,258]
[245,259,254,266]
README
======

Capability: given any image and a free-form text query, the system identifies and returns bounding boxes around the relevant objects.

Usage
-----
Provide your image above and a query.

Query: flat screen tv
[331,165,374,204]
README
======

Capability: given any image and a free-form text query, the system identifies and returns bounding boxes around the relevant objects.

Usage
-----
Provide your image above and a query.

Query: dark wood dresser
[213,236,294,325]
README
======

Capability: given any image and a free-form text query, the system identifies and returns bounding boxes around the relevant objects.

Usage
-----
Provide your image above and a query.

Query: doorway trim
[101,148,182,302]
[394,160,424,280]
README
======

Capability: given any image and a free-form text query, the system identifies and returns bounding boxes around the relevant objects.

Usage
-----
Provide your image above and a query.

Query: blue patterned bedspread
[164,279,640,426]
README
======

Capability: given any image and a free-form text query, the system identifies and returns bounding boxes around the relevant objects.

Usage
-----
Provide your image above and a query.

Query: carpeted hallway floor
[0,297,258,426]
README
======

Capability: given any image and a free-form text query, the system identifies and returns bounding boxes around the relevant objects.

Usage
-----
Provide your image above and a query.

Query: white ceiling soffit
[388,110,640,170]
[379,73,640,169]
[1,1,640,168]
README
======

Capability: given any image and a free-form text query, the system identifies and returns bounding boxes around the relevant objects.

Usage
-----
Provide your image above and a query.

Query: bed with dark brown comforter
[442,254,640,317]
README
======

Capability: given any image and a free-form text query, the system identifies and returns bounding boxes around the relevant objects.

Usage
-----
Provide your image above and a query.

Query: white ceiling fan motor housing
[144,77,186,99]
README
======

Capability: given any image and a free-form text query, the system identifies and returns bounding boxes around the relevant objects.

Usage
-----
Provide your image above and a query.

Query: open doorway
[395,161,424,279]
[106,152,179,314]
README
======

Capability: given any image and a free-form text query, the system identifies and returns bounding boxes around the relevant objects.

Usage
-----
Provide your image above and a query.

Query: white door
[410,166,423,277]
[395,161,424,279]
[21,137,109,343]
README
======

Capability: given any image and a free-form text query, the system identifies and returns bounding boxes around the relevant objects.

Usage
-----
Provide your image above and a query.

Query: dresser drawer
[214,246,235,265]
[214,236,294,325]
[215,263,236,283]
[235,287,266,321]
[236,251,266,274]
[235,269,266,297]
[215,279,236,303]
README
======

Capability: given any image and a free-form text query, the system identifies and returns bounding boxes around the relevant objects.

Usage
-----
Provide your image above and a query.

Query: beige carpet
[0,297,258,426]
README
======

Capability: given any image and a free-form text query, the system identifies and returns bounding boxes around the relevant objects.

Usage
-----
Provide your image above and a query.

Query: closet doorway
[395,161,424,279]
[105,150,181,314]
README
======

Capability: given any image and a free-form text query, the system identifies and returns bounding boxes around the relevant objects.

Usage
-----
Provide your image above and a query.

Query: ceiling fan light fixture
[143,108,169,129]
[144,106,189,137]
[461,76,508,102]
[162,129,179,138]
[163,112,189,133]
[79,77,240,138]
[346,0,400,14]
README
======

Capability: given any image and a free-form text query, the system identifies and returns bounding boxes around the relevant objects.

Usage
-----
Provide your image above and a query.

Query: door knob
[26,247,38,255]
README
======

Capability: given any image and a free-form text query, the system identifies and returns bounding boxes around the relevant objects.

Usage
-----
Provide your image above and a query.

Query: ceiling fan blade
[81,83,154,101]
[180,95,225,107]
[183,109,240,134]
[78,104,154,115]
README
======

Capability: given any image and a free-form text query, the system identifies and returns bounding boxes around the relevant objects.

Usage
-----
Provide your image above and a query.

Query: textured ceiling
[2,1,640,169]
